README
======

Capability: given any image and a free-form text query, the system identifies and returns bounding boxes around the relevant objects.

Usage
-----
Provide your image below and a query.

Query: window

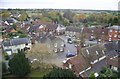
[114,34,117,38]
[109,35,112,37]
[102,50,105,54]
[109,38,112,41]
[92,30,94,32]
[25,43,28,45]
[118,35,120,38]
[86,49,90,55]
[109,30,112,32]
[115,30,118,33]
[96,51,99,55]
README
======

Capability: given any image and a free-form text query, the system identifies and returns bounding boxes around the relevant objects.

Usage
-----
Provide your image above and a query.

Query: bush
[4,53,9,60]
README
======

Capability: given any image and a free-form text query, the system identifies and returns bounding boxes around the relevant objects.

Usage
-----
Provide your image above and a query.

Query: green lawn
[26,69,51,77]
[4,69,51,78]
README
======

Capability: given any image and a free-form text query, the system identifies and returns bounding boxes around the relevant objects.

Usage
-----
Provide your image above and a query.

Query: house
[29,21,57,37]
[56,24,66,35]
[2,38,31,55]
[63,52,91,77]
[3,19,15,25]
[108,26,120,41]
[65,26,109,42]
[46,36,65,53]
[83,27,108,42]
[65,26,82,38]
[107,56,119,72]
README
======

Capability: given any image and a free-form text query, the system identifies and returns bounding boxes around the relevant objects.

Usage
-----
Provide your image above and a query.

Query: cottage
[107,56,119,72]
[56,24,66,35]
[2,38,31,55]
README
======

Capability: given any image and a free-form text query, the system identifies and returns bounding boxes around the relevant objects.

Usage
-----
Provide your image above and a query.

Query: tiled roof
[70,53,90,74]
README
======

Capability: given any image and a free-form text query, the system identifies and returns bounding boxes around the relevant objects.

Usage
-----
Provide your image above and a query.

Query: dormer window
[54,43,57,47]
[102,32,104,34]
[109,30,112,32]
[109,35,112,37]
[96,51,99,55]
[102,50,105,54]
[115,30,118,33]
[109,38,112,41]
[114,34,117,38]
[92,30,94,32]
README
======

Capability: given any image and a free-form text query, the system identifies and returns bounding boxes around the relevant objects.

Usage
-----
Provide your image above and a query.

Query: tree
[63,10,75,23]
[12,23,17,30]
[8,50,31,77]
[43,67,77,79]
[18,11,28,21]
[89,72,96,79]
[1,11,10,19]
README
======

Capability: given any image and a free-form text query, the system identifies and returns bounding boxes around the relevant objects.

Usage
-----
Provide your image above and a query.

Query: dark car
[67,38,72,44]
[66,53,76,58]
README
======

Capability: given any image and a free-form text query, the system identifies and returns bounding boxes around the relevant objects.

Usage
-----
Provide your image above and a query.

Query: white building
[2,38,32,55]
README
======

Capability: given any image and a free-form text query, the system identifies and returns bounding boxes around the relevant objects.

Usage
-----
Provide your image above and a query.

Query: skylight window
[102,50,105,54]
[86,49,90,55]
[96,51,99,55]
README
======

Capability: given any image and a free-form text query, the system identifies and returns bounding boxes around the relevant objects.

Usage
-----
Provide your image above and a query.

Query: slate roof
[66,26,81,33]
[3,41,11,46]
[4,19,14,23]
[81,44,106,63]
[64,41,119,77]
[104,40,120,52]
[11,38,30,45]
[107,56,119,68]
[29,25,40,32]
[3,38,31,46]
[108,26,120,30]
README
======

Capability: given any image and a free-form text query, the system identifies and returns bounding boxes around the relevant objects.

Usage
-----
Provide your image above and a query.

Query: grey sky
[0,0,119,10]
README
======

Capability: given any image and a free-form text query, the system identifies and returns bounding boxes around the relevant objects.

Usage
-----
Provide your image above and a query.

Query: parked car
[67,38,72,44]
[66,53,76,58]
[60,48,64,52]
[54,49,58,53]
[31,58,39,63]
